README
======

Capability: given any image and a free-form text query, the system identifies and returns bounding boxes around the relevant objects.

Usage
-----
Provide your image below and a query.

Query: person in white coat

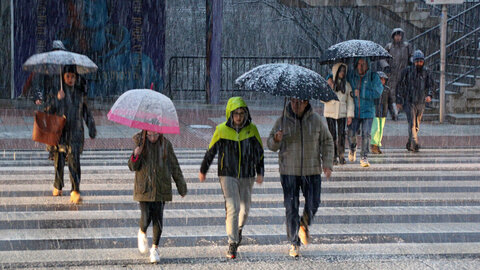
[323,63,354,165]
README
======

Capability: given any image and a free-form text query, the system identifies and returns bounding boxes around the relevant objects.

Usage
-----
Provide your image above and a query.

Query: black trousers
[139,201,166,246]
[54,149,81,192]
[326,117,346,159]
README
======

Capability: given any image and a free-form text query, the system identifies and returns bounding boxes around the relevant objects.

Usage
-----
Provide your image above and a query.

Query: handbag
[32,111,66,146]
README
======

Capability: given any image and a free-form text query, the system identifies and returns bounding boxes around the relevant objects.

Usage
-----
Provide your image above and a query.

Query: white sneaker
[150,247,160,263]
[137,229,148,254]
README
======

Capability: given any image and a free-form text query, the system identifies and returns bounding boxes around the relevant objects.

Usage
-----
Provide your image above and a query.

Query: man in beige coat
[323,63,354,165]
[267,98,334,257]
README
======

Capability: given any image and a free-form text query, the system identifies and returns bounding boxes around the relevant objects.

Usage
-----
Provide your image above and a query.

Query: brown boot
[70,191,82,204]
[52,188,62,196]
[371,144,381,154]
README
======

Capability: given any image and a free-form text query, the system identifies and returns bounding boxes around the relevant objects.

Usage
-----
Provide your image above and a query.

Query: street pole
[10,0,14,99]
[439,4,447,123]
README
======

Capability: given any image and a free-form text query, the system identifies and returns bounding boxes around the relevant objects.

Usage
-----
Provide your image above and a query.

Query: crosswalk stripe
[0,147,479,267]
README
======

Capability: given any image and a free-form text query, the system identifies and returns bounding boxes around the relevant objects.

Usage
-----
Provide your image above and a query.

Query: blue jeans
[348,118,373,158]
[281,175,322,246]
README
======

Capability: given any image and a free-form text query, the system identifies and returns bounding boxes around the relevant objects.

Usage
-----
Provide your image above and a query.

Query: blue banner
[12,0,165,98]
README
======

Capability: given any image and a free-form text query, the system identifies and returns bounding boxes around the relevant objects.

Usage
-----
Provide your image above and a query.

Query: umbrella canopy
[320,39,392,64]
[107,89,180,134]
[235,63,337,102]
[23,50,98,75]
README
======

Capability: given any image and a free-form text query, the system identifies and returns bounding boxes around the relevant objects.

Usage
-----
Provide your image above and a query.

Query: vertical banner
[132,0,143,84]
[12,0,165,99]
[206,0,223,104]
[0,0,12,98]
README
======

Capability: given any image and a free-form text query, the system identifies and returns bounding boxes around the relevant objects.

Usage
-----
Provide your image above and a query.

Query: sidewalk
[1,99,480,150]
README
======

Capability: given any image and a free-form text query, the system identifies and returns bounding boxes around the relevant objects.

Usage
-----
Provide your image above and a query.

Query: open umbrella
[235,63,337,102]
[22,49,98,92]
[107,89,180,134]
[319,39,392,65]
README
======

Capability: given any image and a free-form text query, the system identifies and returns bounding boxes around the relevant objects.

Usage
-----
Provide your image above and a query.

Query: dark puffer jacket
[396,66,434,106]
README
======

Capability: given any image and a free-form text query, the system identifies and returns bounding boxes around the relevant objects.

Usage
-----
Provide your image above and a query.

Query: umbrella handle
[139,130,147,153]
[280,97,287,131]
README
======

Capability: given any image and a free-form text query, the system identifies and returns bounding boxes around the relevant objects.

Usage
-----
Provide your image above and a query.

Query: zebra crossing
[1,148,480,268]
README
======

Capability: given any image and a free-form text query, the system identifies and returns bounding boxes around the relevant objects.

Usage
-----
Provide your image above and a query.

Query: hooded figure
[199,96,264,259]
[323,63,354,165]
[383,28,413,119]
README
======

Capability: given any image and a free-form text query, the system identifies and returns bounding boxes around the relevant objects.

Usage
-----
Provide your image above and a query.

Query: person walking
[199,97,264,259]
[324,63,354,165]
[396,50,434,152]
[347,58,384,167]
[128,130,187,263]
[44,65,96,203]
[267,97,334,257]
[29,41,69,161]
[370,71,390,154]
[382,28,413,121]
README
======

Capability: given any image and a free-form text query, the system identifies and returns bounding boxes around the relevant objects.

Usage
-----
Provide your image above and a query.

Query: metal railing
[167,56,329,100]
[409,2,480,94]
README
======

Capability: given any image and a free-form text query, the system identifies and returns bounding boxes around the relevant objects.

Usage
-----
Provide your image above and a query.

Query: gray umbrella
[320,39,392,65]
[235,63,338,102]
[22,48,98,93]
[23,50,98,75]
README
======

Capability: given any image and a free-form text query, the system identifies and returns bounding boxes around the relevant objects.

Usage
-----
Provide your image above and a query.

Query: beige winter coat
[267,104,334,176]
[323,63,354,119]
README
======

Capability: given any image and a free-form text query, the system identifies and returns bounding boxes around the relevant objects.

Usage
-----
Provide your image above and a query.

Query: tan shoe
[52,188,62,196]
[298,225,310,245]
[70,191,82,204]
[371,145,381,154]
[289,244,300,257]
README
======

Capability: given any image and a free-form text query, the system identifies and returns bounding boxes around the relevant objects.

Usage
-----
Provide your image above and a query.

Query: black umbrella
[320,39,392,65]
[235,63,338,102]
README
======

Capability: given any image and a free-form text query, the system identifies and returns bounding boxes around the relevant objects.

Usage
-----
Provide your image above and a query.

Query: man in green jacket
[268,98,334,257]
[199,97,264,259]
[128,130,187,263]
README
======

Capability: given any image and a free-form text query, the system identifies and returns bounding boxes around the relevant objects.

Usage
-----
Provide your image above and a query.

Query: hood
[52,40,66,51]
[225,96,252,129]
[391,28,405,40]
[225,96,247,120]
[332,62,348,81]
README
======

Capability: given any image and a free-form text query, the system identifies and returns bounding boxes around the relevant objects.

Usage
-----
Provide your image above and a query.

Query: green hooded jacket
[200,97,264,178]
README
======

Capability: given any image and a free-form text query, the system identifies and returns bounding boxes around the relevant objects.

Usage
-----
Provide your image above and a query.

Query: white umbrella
[22,49,98,92]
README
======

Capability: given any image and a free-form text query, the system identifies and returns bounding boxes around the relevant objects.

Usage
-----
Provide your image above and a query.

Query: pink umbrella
[107,89,180,134]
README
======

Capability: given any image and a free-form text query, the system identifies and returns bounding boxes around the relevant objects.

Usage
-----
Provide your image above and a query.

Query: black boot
[238,229,243,246]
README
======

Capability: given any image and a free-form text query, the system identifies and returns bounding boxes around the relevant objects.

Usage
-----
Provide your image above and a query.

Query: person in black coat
[396,50,434,152]
[44,65,96,203]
